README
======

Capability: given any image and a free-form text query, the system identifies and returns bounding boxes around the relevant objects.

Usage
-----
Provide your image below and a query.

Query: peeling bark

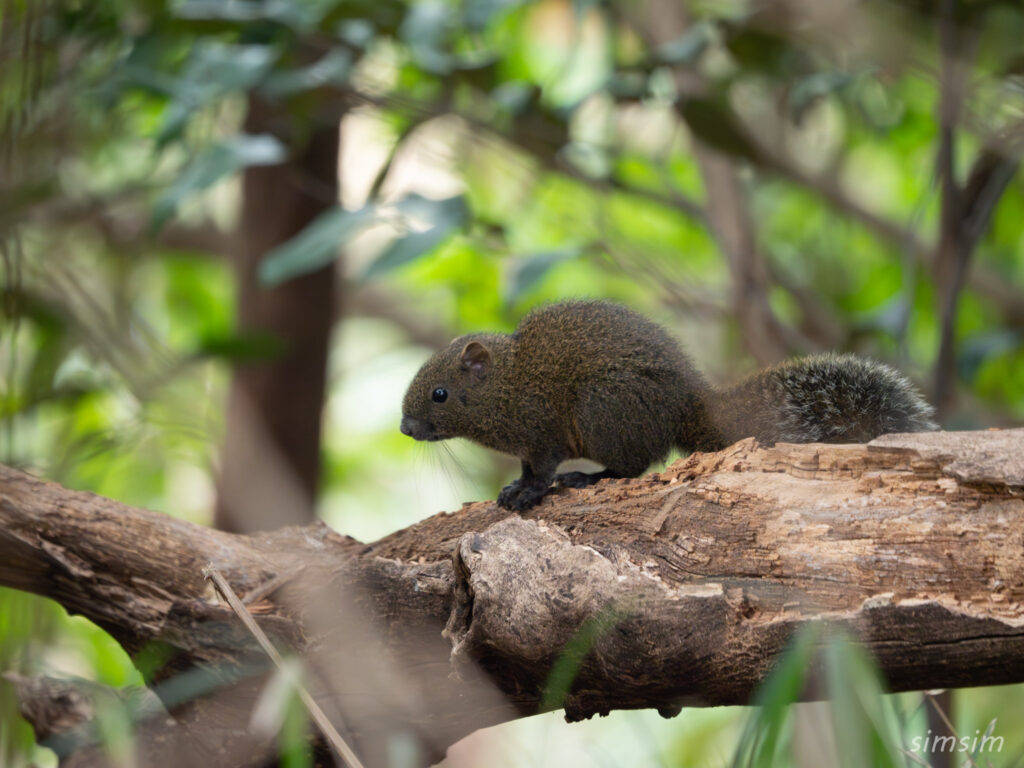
[1,430,1023,766]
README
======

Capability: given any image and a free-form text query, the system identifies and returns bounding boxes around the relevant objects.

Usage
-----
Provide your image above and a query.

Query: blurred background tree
[1,0,1023,765]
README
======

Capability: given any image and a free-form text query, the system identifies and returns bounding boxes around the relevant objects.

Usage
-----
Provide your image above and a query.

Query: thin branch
[931,0,969,422]
[205,565,366,768]
[960,142,1023,255]
[927,691,979,768]
[766,257,846,350]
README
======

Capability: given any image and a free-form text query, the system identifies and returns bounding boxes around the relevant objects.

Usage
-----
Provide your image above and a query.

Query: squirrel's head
[400,334,501,443]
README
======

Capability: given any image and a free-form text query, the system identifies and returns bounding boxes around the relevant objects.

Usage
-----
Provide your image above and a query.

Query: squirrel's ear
[460,340,490,376]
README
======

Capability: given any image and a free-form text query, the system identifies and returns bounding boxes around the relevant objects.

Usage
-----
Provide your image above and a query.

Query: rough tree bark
[2,429,1023,767]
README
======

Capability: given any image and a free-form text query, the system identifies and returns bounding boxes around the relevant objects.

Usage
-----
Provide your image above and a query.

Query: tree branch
[932,0,970,422]
[2,430,1024,765]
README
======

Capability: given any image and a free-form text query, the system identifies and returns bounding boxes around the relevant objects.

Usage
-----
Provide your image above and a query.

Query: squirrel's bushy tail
[707,352,937,447]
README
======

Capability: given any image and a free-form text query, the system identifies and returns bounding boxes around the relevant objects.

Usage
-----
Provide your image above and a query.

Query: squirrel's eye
[432,387,448,403]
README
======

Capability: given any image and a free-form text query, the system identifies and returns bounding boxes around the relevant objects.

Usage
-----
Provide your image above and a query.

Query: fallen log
[1,429,1022,766]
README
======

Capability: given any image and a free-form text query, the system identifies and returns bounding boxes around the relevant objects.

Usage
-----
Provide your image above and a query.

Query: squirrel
[400,300,937,511]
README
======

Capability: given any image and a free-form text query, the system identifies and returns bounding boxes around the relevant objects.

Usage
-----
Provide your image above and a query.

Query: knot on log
[443,516,733,721]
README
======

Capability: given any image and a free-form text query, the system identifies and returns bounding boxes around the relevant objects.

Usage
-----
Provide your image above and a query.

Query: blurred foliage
[2,0,1024,765]
[733,627,910,768]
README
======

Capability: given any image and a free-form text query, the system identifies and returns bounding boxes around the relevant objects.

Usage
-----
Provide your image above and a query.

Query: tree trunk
[215,96,340,533]
[2,429,1023,766]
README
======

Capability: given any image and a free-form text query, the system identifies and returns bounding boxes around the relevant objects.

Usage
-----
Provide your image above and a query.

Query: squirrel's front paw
[497,479,550,510]
[497,480,523,509]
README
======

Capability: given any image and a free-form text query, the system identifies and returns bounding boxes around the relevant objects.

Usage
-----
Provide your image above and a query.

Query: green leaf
[971,718,1000,762]
[732,623,820,768]
[570,0,600,18]
[337,19,376,48]
[724,26,804,76]
[175,0,342,31]
[399,0,455,74]
[823,633,904,768]
[260,194,469,286]
[194,331,285,363]
[157,43,277,143]
[261,48,352,98]
[607,71,647,99]
[260,206,376,286]
[27,323,69,396]
[463,0,525,30]
[853,77,905,129]
[679,97,762,163]
[789,71,853,122]
[362,195,469,279]
[505,248,581,307]
[364,227,452,278]
[185,43,277,91]
[153,134,286,229]
[561,142,610,179]
[111,33,188,104]
[856,296,911,338]
[491,81,539,115]
[959,330,1021,382]
[655,21,714,65]
[540,607,622,712]
[392,192,462,220]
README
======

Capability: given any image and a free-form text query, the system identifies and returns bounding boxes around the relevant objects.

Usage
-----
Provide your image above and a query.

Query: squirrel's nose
[401,415,435,441]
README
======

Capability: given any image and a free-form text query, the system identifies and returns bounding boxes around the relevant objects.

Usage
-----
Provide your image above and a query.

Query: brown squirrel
[400,300,937,510]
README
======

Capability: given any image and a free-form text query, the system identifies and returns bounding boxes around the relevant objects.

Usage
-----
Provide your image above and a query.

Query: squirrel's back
[710,352,937,446]
[513,300,692,377]
[512,300,716,468]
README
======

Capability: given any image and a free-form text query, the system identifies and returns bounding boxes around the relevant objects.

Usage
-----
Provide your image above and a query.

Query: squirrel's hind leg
[572,382,670,480]
[555,469,624,488]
